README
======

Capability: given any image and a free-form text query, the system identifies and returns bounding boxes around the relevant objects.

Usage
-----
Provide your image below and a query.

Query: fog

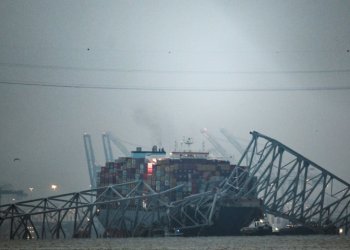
[1,0,350,200]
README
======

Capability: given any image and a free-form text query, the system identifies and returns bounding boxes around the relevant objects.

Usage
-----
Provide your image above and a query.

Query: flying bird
[13,158,20,162]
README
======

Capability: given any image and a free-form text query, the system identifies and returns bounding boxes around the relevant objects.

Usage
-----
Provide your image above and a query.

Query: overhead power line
[1,80,350,92]
[1,62,350,75]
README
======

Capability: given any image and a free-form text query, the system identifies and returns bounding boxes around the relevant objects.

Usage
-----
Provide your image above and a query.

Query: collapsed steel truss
[223,131,350,233]
[1,131,350,239]
[0,179,220,239]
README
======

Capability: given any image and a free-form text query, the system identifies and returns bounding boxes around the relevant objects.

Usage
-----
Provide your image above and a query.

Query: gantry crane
[102,132,114,162]
[83,133,98,189]
[83,132,131,189]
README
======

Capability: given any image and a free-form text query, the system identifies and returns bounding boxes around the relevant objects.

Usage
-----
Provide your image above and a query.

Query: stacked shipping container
[96,155,249,202]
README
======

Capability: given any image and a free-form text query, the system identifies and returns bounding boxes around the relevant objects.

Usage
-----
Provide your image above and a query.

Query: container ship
[96,145,262,237]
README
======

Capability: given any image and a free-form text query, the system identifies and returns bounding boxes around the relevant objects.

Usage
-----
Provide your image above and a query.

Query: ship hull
[97,198,262,237]
[201,206,262,236]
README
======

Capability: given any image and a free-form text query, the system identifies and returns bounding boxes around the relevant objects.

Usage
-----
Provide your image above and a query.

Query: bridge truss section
[0,180,219,239]
[224,131,350,233]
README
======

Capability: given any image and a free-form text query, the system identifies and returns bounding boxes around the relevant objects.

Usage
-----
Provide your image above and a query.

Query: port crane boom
[105,132,130,157]
[220,128,248,164]
[200,128,232,162]
[83,133,98,188]
[102,133,114,162]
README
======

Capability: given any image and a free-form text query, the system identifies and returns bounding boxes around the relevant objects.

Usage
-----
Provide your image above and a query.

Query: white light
[339,228,344,234]
[142,200,147,209]
[51,184,58,191]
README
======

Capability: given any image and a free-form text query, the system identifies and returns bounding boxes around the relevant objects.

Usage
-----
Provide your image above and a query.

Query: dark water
[0,235,349,249]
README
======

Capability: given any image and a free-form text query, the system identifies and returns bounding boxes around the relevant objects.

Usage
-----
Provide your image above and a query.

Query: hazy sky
[1,0,350,200]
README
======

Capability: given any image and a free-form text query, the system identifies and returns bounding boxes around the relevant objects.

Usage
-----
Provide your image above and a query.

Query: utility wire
[1,80,350,92]
[1,62,350,75]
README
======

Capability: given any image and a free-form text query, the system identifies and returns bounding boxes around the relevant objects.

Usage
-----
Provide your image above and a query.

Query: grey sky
[1,0,350,200]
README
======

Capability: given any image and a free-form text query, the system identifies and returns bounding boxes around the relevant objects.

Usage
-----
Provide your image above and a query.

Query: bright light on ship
[147,163,153,175]
[339,228,344,234]
[51,184,58,191]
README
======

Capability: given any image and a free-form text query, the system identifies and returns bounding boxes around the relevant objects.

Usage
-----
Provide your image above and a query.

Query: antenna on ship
[174,140,178,151]
[181,136,185,151]
[183,137,193,151]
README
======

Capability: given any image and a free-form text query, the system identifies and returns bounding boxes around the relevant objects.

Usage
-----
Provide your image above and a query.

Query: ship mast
[183,137,193,151]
